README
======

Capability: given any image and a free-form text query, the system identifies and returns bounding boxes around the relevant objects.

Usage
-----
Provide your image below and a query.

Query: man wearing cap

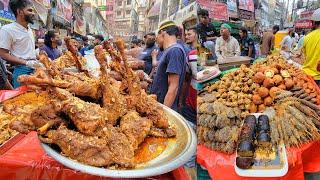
[150,21,187,111]
[215,23,240,60]
[302,8,320,84]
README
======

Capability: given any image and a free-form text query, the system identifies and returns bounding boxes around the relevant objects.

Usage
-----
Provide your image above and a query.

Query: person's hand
[151,49,158,59]
[26,60,45,69]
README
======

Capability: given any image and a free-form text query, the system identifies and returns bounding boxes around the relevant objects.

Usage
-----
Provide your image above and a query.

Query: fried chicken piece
[94,45,128,122]
[148,127,177,138]
[114,39,170,129]
[40,125,134,168]
[120,111,152,149]
[51,88,111,135]
[31,104,65,134]
[18,69,102,99]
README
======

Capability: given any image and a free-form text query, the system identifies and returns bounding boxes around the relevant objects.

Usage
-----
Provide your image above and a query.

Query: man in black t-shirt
[239,27,255,58]
[196,9,218,58]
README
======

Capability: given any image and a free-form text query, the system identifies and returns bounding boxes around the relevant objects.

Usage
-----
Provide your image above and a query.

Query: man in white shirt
[280,29,294,52]
[215,23,241,60]
[0,0,43,88]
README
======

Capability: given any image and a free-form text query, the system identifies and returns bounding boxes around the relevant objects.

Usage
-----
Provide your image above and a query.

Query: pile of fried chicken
[4,38,176,168]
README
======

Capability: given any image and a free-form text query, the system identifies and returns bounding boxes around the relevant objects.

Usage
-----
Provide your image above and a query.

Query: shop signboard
[197,0,228,21]
[34,0,51,8]
[0,0,15,22]
[238,0,254,12]
[33,0,49,25]
[239,9,254,20]
[295,20,313,29]
[227,0,238,18]
[57,0,72,23]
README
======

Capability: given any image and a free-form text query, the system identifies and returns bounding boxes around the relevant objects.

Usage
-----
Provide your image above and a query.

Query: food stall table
[0,131,188,180]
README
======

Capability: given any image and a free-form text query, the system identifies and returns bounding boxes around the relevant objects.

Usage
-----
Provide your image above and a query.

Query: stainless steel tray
[41,104,197,178]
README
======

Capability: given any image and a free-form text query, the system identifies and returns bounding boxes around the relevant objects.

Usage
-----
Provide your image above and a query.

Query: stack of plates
[196,66,221,83]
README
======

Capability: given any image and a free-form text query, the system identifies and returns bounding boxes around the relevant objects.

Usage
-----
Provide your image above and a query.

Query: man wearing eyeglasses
[196,9,219,58]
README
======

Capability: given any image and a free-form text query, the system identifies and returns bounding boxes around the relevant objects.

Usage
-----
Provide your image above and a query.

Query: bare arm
[164,73,180,108]
[0,48,26,65]
[248,46,253,58]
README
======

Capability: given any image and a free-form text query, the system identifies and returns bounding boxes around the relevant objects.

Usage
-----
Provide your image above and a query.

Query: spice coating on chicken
[120,111,152,149]
[41,125,135,167]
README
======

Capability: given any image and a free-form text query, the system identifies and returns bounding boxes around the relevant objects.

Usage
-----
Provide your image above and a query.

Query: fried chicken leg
[120,111,152,149]
[51,88,112,135]
[40,125,135,167]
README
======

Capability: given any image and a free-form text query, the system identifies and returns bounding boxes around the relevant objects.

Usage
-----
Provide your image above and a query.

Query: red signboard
[197,0,228,21]
[238,0,254,12]
[295,20,313,29]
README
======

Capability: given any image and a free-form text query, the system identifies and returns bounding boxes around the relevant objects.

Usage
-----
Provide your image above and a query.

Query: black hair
[82,36,88,42]
[240,27,248,35]
[273,25,280,32]
[187,26,198,34]
[131,39,141,45]
[9,0,32,17]
[197,9,209,17]
[44,30,57,48]
[144,32,156,38]
[94,35,104,42]
[315,21,320,27]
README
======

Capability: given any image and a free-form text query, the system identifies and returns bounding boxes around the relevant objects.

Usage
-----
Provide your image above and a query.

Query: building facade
[114,0,139,41]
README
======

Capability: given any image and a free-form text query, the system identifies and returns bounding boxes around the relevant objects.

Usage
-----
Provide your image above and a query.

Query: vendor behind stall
[302,8,320,84]
[196,9,218,58]
[215,23,240,60]
[239,27,255,58]
[0,0,43,88]
[40,30,62,60]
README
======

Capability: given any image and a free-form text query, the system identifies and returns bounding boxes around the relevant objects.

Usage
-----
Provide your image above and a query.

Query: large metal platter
[41,104,197,178]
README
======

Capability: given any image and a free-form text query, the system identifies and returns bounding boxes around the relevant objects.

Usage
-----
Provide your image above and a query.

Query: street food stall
[196,54,320,179]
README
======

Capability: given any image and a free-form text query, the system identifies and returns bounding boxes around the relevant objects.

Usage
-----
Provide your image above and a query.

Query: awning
[148,2,160,17]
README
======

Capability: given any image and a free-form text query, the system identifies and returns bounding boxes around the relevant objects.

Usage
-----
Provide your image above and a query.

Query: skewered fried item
[40,125,135,168]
